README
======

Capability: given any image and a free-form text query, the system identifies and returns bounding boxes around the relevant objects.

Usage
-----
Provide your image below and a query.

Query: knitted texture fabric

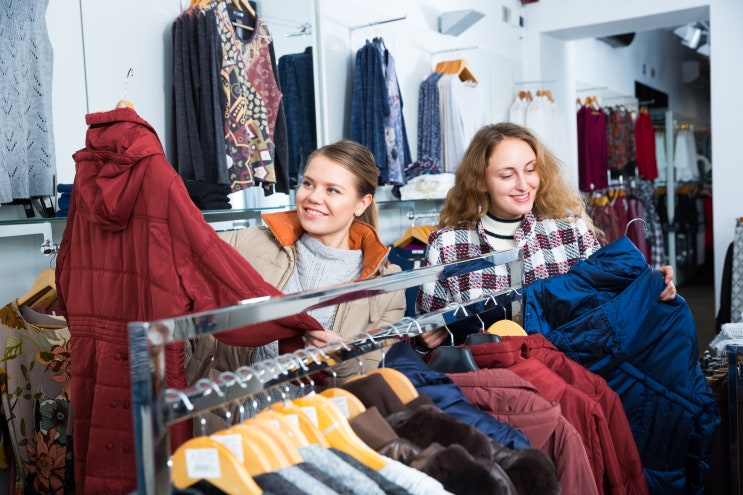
[0,0,56,202]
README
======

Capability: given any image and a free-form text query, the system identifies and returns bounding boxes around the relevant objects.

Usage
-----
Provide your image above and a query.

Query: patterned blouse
[416,211,602,313]
[0,302,72,494]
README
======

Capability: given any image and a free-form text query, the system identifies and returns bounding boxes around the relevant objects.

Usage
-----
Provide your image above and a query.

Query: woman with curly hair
[415,122,675,349]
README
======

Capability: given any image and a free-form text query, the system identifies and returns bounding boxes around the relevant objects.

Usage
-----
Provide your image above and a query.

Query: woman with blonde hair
[189,139,405,393]
[415,122,675,349]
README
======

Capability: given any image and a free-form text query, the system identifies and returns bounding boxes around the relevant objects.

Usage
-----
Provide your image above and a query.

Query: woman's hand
[302,329,341,347]
[417,328,450,349]
[657,265,677,301]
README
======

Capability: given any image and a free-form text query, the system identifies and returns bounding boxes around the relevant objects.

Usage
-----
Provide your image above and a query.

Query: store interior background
[2,0,740,351]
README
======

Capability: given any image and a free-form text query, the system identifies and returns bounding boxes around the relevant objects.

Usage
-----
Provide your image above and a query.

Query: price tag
[185,448,221,479]
[301,406,319,427]
[283,414,300,429]
[211,434,244,463]
[329,396,350,418]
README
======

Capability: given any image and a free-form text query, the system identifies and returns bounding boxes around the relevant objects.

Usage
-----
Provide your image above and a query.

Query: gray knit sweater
[0,0,56,202]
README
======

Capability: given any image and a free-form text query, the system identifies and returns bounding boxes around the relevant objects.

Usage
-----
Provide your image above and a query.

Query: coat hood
[71,108,165,231]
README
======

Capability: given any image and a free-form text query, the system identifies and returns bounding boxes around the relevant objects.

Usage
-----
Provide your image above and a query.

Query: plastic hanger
[292,394,388,471]
[17,268,57,308]
[463,308,502,345]
[365,368,419,403]
[427,316,480,373]
[171,435,262,494]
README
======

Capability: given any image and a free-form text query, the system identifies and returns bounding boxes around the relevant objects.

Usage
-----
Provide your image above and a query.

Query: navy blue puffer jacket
[523,236,719,495]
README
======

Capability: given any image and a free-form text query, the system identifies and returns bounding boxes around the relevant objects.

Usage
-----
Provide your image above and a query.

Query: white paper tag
[301,406,319,427]
[185,448,221,479]
[329,396,350,418]
[211,434,244,463]
[283,414,300,429]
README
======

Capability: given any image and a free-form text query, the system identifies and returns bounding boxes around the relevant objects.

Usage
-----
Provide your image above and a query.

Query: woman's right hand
[417,328,450,349]
[303,329,341,347]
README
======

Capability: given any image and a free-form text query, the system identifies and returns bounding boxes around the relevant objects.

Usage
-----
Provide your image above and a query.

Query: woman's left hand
[657,265,677,301]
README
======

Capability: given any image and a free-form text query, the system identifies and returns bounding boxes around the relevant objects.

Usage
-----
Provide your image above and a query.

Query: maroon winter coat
[55,108,320,494]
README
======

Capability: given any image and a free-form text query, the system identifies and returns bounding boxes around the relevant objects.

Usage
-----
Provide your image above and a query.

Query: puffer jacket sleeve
[166,176,321,345]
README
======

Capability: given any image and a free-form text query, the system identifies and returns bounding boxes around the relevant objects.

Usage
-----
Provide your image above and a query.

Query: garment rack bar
[514,79,556,86]
[350,15,406,31]
[130,248,523,494]
[432,45,480,55]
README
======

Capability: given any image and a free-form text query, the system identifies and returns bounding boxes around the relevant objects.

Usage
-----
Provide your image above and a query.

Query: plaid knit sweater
[416,211,601,313]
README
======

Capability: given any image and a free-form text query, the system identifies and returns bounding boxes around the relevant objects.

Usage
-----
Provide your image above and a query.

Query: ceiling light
[697,43,710,57]
[674,24,702,49]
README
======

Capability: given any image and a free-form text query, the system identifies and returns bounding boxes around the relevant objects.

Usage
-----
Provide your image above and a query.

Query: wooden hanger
[171,436,262,494]
[215,422,293,474]
[209,426,275,476]
[268,402,330,447]
[393,224,434,248]
[17,268,57,308]
[320,387,367,420]
[255,409,310,448]
[487,319,527,336]
[243,417,304,465]
[292,395,388,471]
[434,59,477,82]
[366,368,419,403]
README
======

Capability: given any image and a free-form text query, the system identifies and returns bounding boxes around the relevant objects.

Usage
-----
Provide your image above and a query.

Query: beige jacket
[186,210,406,406]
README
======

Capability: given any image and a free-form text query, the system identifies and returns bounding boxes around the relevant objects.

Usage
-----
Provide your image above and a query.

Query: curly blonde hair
[439,123,600,236]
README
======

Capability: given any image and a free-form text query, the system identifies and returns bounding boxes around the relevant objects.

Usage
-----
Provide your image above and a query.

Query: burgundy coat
[56,108,320,494]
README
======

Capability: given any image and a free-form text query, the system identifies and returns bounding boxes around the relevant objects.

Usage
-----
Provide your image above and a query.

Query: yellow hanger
[172,436,262,494]
[268,402,330,448]
[17,268,57,308]
[255,409,310,448]
[486,319,527,337]
[320,388,367,420]
[369,368,419,404]
[209,426,275,476]
[292,395,388,471]
[393,224,435,247]
[242,417,305,465]
[214,422,293,474]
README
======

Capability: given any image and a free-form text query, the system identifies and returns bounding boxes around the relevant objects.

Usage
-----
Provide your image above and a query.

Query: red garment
[468,340,625,495]
[488,334,649,495]
[451,368,598,495]
[634,112,658,180]
[55,108,320,495]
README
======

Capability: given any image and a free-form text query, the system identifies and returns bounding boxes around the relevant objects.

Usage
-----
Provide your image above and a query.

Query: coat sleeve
[167,177,322,346]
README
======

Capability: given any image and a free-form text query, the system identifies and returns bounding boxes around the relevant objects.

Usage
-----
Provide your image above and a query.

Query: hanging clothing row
[509,88,569,163]
[576,100,659,192]
[171,0,291,201]
[277,46,317,188]
[349,37,412,186]
[584,178,666,267]
[414,58,485,177]
[128,248,526,494]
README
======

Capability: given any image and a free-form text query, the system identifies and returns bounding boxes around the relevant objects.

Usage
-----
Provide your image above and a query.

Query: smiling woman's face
[485,137,541,220]
[295,155,371,249]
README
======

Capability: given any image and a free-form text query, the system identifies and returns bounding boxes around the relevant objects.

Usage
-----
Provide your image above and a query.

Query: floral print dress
[0,302,72,494]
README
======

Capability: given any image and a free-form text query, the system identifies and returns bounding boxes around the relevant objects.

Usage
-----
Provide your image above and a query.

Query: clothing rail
[129,248,523,494]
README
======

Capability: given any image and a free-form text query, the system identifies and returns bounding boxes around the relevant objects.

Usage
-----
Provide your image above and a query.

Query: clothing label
[211,434,244,463]
[329,396,350,418]
[283,414,300,429]
[301,406,319,427]
[185,448,221,479]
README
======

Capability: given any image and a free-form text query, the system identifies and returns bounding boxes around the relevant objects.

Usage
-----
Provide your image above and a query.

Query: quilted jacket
[523,236,719,495]
[55,108,320,494]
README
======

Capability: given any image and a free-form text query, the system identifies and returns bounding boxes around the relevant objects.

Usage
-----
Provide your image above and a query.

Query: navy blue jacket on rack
[523,236,719,495]
[384,342,531,450]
